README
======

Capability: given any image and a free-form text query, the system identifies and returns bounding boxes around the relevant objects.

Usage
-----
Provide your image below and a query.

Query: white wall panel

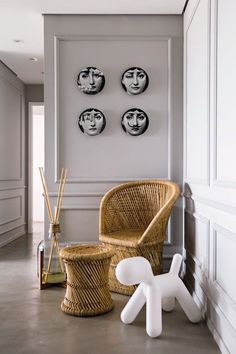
[185,0,209,183]
[185,212,209,274]
[184,0,236,352]
[215,0,236,185]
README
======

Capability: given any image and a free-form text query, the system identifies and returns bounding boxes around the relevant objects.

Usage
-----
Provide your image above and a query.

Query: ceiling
[0,0,187,84]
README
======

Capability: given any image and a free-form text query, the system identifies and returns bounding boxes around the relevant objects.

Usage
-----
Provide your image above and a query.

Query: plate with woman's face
[121,108,149,136]
[78,108,106,136]
[121,67,149,95]
[77,67,105,95]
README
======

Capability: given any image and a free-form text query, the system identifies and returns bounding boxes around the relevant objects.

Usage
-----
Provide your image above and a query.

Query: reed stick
[55,168,64,223]
[55,168,67,224]
[39,167,54,223]
[55,237,64,273]
[44,235,55,283]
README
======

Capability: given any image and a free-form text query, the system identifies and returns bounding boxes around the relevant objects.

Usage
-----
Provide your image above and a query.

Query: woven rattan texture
[60,245,114,316]
[99,180,180,295]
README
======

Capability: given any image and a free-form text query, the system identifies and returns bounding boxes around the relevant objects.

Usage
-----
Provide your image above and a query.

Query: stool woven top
[60,244,114,262]
[60,243,114,317]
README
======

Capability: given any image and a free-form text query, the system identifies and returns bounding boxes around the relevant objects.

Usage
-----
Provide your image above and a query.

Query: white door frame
[28,102,44,234]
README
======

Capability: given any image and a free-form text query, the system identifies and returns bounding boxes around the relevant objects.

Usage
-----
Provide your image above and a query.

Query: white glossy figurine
[116,254,201,338]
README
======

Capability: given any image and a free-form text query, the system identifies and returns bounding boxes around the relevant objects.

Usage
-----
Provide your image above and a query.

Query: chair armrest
[138,184,179,245]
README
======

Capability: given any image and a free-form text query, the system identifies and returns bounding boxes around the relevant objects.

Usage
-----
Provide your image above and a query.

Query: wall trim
[0,224,26,246]
[48,192,104,197]
[184,193,236,215]
[60,205,99,211]
[0,186,26,192]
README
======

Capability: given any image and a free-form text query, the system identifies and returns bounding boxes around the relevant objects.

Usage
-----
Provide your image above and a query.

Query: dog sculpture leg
[176,278,202,323]
[121,283,146,324]
[145,282,162,337]
[162,253,183,312]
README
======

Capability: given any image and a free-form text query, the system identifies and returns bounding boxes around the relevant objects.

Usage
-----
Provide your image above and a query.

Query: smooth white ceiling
[0,0,186,84]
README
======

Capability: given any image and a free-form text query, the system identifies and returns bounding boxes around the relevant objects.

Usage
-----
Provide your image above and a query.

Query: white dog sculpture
[116,254,201,338]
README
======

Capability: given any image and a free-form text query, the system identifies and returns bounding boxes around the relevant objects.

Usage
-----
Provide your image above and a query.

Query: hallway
[0,228,221,354]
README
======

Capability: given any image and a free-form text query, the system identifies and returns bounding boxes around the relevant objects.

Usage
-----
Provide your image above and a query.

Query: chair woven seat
[99,180,180,295]
[99,229,144,246]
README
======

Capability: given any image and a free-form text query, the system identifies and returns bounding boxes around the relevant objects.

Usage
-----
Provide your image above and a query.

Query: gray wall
[44,15,183,267]
[25,84,44,103]
[0,61,26,246]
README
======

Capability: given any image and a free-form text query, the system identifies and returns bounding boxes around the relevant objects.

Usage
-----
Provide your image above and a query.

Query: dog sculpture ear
[116,256,154,286]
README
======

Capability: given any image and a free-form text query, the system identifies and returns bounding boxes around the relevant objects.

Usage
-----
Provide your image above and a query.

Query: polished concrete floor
[0,225,221,354]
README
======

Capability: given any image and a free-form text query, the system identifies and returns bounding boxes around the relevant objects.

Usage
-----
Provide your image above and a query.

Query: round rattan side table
[60,244,114,316]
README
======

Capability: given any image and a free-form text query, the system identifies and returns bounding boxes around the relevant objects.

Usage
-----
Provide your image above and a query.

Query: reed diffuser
[39,167,67,286]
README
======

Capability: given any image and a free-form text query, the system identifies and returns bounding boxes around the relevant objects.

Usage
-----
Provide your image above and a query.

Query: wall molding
[0,186,26,192]
[60,205,99,211]
[185,193,236,216]
[48,192,104,197]
[0,224,26,247]
[53,34,173,184]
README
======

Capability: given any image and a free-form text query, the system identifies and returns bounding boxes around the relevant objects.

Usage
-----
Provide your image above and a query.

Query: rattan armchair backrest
[99,180,180,244]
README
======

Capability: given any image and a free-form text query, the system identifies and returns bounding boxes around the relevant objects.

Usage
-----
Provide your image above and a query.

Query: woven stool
[60,244,114,316]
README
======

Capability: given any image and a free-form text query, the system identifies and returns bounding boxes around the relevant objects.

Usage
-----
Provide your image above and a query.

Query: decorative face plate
[77,67,105,95]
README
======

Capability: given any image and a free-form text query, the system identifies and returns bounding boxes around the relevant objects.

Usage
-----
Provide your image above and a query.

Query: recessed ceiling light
[13,39,24,43]
[29,57,38,62]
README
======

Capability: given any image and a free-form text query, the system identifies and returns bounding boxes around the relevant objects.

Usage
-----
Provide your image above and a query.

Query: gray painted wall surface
[0,61,26,246]
[44,15,183,266]
[25,84,44,103]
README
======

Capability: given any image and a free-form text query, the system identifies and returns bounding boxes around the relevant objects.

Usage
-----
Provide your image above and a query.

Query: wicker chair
[99,180,180,295]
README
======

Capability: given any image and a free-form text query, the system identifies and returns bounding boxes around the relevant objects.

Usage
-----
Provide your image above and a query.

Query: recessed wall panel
[57,37,169,181]
[185,0,209,183]
[215,0,236,183]
[0,79,22,181]
[214,228,236,305]
[60,208,99,242]
[185,212,209,269]
[0,196,22,226]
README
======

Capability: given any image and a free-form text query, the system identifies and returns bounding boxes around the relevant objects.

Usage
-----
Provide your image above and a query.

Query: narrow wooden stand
[38,167,67,290]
